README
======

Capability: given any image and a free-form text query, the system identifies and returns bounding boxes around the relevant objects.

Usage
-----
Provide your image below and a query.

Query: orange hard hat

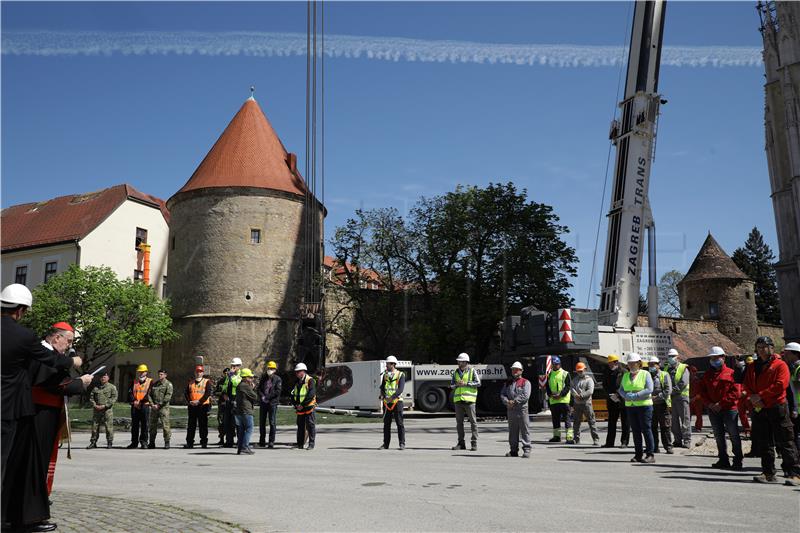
[575,362,586,371]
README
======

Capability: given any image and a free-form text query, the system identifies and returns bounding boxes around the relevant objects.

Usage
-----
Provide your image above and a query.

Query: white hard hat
[784,342,800,353]
[667,348,679,357]
[649,356,660,364]
[627,353,642,363]
[385,355,399,364]
[456,353,470,362]
[707,346,725,357]
[294,363,308,372]
[1,284,32,308]
[230,357,243,366]
[511,361,523,370]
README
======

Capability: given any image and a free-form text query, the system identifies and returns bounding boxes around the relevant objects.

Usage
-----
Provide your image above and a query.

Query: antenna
[249,85,255,100]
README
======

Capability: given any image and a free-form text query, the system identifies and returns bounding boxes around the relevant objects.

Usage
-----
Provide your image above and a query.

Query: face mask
[139,375,147,382]
[649,367,658,374]
[709,359,723,369]
[667,357,677,366]
[267,369,275,376]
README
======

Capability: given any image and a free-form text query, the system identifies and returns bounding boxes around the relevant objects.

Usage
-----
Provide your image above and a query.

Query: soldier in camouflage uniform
[148,369,173,449]
[87,370,117,449]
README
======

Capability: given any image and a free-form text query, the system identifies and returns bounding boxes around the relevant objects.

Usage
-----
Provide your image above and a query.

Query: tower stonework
[163,97,323,388]
[678,234,758,352]
[760,2,800,341]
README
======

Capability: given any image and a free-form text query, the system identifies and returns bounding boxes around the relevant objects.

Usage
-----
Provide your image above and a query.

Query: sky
[1,1,775,308]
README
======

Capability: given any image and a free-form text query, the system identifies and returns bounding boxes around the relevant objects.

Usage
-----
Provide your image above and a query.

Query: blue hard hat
[552,356,561,365]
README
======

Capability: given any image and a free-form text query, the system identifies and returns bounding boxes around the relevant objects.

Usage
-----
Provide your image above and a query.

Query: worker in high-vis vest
[546,356,573,444]
[666,348,692,448]
[127,364,153,449]
[648,356,673,455]
[782,342,800,453]
[184,365,213,449]
[291,363,317,450]
[618,352,655,463]
[450,353,481,451]
[221,358,242,448]
[379,356,406,450]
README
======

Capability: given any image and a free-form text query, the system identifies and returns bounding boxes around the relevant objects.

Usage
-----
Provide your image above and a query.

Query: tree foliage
[731,227,782,324]
[23,265,179,370]
[328,182,578,362]
[657,270,683,317]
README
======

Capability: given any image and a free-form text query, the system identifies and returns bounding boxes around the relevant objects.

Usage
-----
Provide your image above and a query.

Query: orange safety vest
[188,378,211,405]
[133,377,152,402]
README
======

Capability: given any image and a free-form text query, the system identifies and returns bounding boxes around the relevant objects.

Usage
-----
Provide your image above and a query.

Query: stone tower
[163,96,324,385]
[759,1,800,342]
[678,234,758,352]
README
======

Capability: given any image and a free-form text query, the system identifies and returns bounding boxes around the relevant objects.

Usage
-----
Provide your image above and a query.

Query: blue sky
[1,1,774,307]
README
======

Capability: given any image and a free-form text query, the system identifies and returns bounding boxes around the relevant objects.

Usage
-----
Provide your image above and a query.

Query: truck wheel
[417,386,447,412]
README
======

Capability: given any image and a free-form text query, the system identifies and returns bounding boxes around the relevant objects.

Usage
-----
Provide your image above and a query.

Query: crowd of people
[3,279,800,531]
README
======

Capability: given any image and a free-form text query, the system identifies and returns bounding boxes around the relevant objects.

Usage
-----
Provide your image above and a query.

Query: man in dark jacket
[291,363,317,450]
[697,347,743,470]
[235,368,258,455]
[257,360,282,448]
[602,354,629,448]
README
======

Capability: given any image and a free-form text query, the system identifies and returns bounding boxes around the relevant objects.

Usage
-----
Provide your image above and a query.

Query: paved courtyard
[52,417,799,532]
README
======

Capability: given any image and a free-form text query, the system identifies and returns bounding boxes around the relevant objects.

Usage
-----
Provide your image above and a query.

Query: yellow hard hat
[607,354,619,363]
[136,364,149,372]
[240,368,254,378]
[267,361,277,370]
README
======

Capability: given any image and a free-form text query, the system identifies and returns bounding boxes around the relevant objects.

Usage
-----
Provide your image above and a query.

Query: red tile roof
[672,330,745,358]
[173,98,307,199]
[1,184,168,252]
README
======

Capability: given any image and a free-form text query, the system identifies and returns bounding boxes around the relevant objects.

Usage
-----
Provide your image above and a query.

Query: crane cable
[585,1,634,309]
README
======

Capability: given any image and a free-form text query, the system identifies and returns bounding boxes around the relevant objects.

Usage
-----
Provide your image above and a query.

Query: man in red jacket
[697,347,743,470]
[745,336,800,486]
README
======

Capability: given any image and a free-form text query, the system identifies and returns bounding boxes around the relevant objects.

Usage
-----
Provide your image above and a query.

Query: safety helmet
[607,354,619,363]
[745,356,754,364]
[667,348,679,357]
[648,356,660,364]
[551,356,561,365]
[511,361,523,370]
[755,336,774,347]
[267,361,278,369]
[707,346,725,357]
[51,322,74,332]
[784,342,800,353]
[230,357,243,366]
[294,363,308,372]
[240,368,254,378]
[194,365,204,373]
[1,284,33,308]
[136,364,149,372]
[627,353,642,363]
[575,362,586,371]
[456,353,470,363]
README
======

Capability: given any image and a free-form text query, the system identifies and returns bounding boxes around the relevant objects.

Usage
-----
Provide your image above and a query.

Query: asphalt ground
[52,417,799,532]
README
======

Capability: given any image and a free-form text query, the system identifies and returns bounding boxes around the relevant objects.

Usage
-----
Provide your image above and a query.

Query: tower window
[686,301,692,310]
[708,302,720,319]
[745,291,751,299]
[250,229,261,244]
[162,276,168,298]
[15,266,28,285]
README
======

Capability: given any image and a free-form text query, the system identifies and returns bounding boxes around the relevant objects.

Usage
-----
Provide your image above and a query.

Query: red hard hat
[575,362,586,371]
[52,322,73,332]
[195,365,204,372]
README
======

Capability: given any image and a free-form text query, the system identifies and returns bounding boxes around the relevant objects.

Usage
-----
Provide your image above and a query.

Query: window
[135,227,148,250]
[133,269,144,282]
[15,266,27,285]
[250,229,261,244]
[162,276,168,298]
[687,301,692,310]
[745,291,751,300]
[44,262,58,282]
[708,302,720,319]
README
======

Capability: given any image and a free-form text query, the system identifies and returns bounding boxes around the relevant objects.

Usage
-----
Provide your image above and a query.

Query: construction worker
[648,356,673,454]
[571,362,599,446]
[689,365,704,432]
[618,353,655,463]
[666,348,691,448]
[127,364,152,449]
[235,368,257,455]
[546,356,573,444]
[450,352,481,451]
[214,367,229,445]
[745,336,800,485]
[257,360,282,448]
[221,358,242,448]
[783,342,800,450]
[291,363,317,450]
[379,356,406,450]
[184,365,213,449]
[87,370,117,449]
[501,361,531,458]
[148,369,173,449]
[602,354,629,448]
[696,346,743,471]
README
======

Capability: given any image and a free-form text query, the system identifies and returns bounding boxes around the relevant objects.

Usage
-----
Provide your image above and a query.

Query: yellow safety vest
[548,369,571,405]
[622,371,653,407]
[292,375,317,414]
[382,371,403,409]
[453,368,478,404]
[675,363,689,398]
[659,371,672,408]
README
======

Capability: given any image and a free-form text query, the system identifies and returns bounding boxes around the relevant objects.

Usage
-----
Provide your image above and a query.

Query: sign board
[633,330,673,360]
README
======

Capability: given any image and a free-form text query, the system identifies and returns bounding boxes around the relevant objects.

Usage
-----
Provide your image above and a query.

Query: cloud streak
[1,31,763,68]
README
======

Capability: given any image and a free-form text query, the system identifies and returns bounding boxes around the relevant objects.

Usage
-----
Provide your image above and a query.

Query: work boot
[566,439,575,445]
[126,442,138,449]
[666,447,674,455]
[731,461,743,471]
[752,474,778,484]
[712,459,731,469]
[652,448,660,454]
[215,439,224,446]
[306,444,315,450]
[548,436,560,443]
[378,444,389,450]
[86,442,97,449]
[451,442,466,450]
[183,443,194,449]
[164,442,170,450]
[601,443,614,448]
[672,440,682,448]
[593,439,600,446]
[106,442,113,449]
[201,442,208,449]
[245,448,255,455]
[399,444,405,450]
[140,442,147,449]
[619,441,629,449]
[630,456,644,463]
[258,441,266,448]
[784,476,800,486]
[522,451,531,459]
[267,443,274,449]
[505,451,519,457]
[147,442,156,449]
[470,443,478,451]
[643,454,656,464]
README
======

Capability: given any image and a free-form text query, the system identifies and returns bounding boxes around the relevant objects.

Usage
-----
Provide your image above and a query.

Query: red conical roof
[175,98,307,197]
[680,233,750,284]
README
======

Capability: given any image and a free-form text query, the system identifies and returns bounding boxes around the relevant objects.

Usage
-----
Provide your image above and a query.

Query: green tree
[23,265,179,370]
[657,270,683,317]
[731,227,782,324]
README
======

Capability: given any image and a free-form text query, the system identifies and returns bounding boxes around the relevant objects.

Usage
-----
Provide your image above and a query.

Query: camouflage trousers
[149,406,171,444]
[90,409,114,445]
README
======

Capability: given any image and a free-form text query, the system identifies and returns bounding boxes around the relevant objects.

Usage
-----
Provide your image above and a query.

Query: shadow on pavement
[660,475,754,484]
[451,454,507,458]
[557,458,630,463]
